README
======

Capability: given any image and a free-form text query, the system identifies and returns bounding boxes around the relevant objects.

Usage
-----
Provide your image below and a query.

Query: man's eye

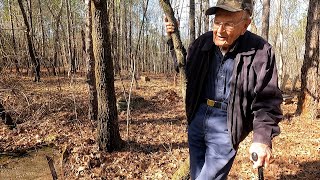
[225,23,232,27]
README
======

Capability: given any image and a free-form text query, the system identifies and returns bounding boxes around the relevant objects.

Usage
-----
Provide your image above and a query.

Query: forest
[0,0,319,179]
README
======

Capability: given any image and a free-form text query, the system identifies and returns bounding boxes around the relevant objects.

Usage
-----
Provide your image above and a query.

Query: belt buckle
[207,99,215,107]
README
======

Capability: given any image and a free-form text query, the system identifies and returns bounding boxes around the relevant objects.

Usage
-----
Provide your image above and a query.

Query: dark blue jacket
[170,31,283,148]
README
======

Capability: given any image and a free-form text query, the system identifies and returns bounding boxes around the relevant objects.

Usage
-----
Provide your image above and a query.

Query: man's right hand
[164,16,177,35]
[249,143,272,169]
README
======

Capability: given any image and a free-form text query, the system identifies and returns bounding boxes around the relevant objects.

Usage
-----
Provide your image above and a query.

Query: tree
[8,0,20,74]
[261,0,270,40]
[91,0,123,152]
[197,0,203,37]
[274,0,284,89]
[204,0,210,32]
[38,0,46,72]
[85,0,97,121]
[250,1,258,34]
[160,1,189,178]
[189,0,195,42]
[296,0,319,118]
[17,0,40,82]
[48,0,64,76]
[160,0,187,102]
[65,0,76,74]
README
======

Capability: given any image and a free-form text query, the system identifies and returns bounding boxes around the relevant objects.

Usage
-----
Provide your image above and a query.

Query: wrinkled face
[213,9,251,50]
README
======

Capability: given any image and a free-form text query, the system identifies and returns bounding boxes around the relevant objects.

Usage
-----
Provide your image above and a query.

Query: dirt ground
[0,74,319,179]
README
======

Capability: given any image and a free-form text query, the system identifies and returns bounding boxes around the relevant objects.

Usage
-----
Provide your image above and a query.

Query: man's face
[213,9,251,50]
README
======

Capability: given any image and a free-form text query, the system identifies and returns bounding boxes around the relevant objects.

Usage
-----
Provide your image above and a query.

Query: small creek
[0,146,61,180]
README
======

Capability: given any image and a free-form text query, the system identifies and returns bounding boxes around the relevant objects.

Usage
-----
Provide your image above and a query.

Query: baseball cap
[205,0,253,16]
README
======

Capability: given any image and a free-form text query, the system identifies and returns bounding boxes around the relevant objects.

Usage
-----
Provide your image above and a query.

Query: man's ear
[241,19,251,35]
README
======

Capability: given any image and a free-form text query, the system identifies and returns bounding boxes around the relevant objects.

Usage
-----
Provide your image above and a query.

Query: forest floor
[0,74,319,180]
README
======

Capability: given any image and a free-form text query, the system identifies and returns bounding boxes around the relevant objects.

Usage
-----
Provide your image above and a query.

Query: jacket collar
[201,38,214,52]
[236,31,257,56]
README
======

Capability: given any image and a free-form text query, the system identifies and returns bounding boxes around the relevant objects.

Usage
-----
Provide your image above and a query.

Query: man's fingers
[252,152,264,168]
[165,22,175,33]
[164,15,168,22]
[249,143,272,169]
[166,26,175,31]
[252,155,265,168]
[264,148,272,168]
[163,15,178,34]
[165,22,174,27]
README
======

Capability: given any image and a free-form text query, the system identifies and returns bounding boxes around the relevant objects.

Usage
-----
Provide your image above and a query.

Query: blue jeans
[188,103,237,180]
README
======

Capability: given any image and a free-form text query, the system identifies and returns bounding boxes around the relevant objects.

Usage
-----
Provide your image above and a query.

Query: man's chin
[215,43,230,49]
[214,40,228,47]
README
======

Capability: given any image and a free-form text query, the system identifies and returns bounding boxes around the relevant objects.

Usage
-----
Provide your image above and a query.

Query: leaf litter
[0,74,319,179]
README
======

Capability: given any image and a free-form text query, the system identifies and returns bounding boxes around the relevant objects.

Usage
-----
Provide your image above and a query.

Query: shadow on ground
[279,160,320,179]
[125,140,188,154]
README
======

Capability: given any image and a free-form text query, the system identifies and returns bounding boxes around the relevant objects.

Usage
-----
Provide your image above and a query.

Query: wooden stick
[46,155,58,180]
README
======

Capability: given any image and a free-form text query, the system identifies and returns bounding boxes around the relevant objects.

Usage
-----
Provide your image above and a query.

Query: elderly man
[165,0,283,179]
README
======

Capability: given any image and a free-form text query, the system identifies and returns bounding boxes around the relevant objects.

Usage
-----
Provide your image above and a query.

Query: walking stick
[251,152,264,180]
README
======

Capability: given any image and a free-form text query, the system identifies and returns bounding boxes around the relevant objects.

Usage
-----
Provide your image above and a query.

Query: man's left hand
[249,143,272,168]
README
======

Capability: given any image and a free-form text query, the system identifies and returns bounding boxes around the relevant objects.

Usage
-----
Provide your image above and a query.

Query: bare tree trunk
[125,0,149,138]
[8,0,20,74]
[0,29,4,73]
[296,0,319,118]
[91,0,123,152]
[275,0,284,89]
[129,0,133,72]
[65,0,75,74]
[119,1,125,71]
[18,0,40,82]
[197,0,203,37]
[189,0,195,42]
[110,0,118,74]
[130,0,150,89]
[160,0,187,102]
[27,0,33,43]
[47,0,59,75]
[261,0,270,40]
[50,0,63,76]
[85,0,98,121]
[38,0,46,74]
[204,0,210,32]
[250,1,257,34]
[71,12,77,72]
[160,1,189,177]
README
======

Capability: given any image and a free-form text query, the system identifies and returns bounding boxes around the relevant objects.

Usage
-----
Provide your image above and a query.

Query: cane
[251,152,264,180]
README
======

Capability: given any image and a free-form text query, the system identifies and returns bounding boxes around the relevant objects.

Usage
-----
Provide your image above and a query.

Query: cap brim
[205,5,242,15]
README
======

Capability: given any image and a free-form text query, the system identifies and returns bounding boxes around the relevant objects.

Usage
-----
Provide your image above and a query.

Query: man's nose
[216,24,225,33]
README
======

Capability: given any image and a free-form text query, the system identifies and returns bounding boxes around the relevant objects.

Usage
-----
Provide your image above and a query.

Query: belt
[203,99,228,111]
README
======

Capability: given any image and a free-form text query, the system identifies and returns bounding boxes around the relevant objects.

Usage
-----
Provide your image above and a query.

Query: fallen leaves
[0,75,319,179]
